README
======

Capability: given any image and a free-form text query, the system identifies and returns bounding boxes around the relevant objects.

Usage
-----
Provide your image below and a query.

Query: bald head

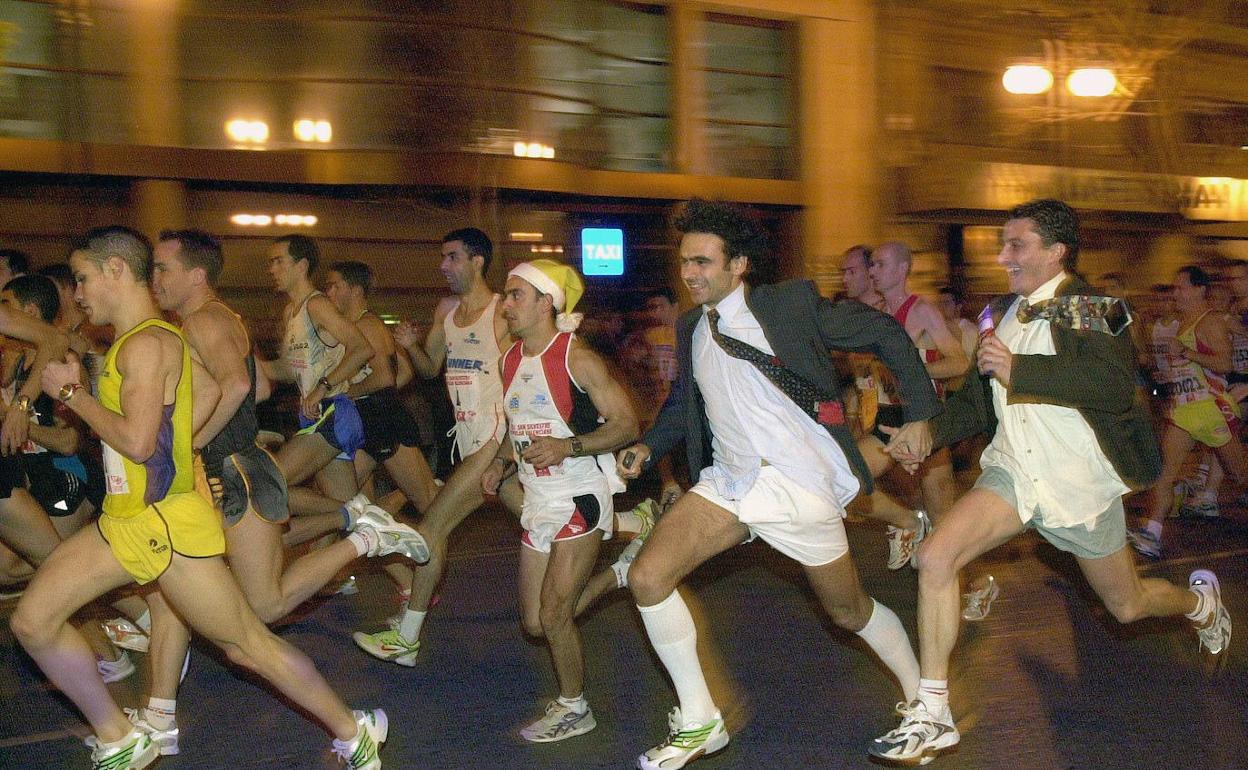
[868,241,914,295]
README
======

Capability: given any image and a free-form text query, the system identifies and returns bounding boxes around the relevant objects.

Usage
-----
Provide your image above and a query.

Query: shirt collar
[1026,271,1068,303]
[705,282,747,323]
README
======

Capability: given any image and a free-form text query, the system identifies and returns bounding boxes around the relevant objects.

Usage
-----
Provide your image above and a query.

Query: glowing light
[226,119,269,144]
[513,141,528,157]
[1002,65,1053,95]
[231,214,255,226]
[510,232,543,241]
[294,119,332,143]
[1067,68,1116,97]
[232,213,317,227]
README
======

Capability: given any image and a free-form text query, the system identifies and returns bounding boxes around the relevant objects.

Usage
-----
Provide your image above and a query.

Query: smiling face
[997,217,1064,296]
[679,232,746,308]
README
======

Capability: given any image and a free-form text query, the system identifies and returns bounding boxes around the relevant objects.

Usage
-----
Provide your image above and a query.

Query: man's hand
[481,458,510,495]
[977,334,1014,386]
[0,404,29,455]
[40,359,81,401]
[522,436,572,470]
[393,320,423,351]
[880,421,932,474]
[300,389,324,422]
[615,443,651,480]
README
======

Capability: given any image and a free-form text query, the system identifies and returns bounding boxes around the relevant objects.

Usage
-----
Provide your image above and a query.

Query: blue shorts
[296,394,364,456]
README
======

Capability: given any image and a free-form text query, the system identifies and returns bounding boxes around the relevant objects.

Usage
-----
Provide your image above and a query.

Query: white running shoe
[353,628,421,667]
[101,617,150,653]
[85,728,159,770]
[887,510,930,571]
[353,505,430,564]
[1190,570,1232,655]
[638,708,729,770]
[520,700,597,743]
[124,708,179,755]
[961,575,999,622]
[97,650,136,683]
[869,699,959,765]
[332,709,388,770]
[343,493,373,527]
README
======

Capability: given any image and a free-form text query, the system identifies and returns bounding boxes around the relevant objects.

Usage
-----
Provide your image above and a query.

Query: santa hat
[508,259,585,332]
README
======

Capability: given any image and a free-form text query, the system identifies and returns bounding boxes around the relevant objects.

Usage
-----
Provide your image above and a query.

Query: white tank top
[284,291,347,399]
[501,332,619,497]
[442,294,506,456]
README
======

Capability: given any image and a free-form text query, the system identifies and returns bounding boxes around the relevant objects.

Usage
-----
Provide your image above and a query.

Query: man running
[13,226,389,770]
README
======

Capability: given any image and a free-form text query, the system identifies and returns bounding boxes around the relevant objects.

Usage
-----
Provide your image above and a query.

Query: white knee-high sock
[638,591,716,723]
[856,598,920,702]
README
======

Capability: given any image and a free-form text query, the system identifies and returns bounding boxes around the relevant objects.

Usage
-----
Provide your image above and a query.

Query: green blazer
[932,275,1161,491]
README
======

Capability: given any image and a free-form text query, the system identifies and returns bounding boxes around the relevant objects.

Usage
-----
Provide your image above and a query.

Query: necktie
[705,308,843,426]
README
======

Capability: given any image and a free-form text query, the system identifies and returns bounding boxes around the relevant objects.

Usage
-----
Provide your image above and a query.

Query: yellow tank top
[98,318,195,518]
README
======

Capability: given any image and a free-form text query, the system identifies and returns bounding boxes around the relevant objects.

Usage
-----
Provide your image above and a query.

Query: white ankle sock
[917,678,949,713]
[638,591,716,723]
[347,530,372,557]
[134,609,152,634]
[855,598,920,702]
[557,694,588,714]
[145,698,177,730]
[398,609,426,643]
[612,560,630,588]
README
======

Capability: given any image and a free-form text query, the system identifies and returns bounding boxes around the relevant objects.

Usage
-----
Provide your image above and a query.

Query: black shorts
[356,388,422,462]
[0,452,25,501]
[870,404,907,445]
[204,443,289,528]
[27,464,88,516]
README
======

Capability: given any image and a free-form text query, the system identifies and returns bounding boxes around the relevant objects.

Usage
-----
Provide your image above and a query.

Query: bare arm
[185,307,251,450]
[190,353,221,438]
[910,300,970,380]
[520,341,639,470]
[306,295,374,394]
[348,314,397,397]
[396,298,454,379]
[1183,314,1234,373]
[41,328,173,463]
[394,345,415,391]
[0,307,70,454]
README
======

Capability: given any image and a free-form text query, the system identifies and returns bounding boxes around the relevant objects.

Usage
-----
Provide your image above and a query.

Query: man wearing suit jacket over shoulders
[615,199,942,770]
[869,198,1232,767]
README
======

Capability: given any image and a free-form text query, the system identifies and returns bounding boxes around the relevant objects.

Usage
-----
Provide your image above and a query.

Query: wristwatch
[58,383,83,403]
[317,376,332,391]
[13,394,33,414]
[569,436,584,457]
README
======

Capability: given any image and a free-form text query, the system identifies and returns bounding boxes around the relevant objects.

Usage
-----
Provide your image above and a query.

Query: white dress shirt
[692,283,859,508]
[980,272,1129,527]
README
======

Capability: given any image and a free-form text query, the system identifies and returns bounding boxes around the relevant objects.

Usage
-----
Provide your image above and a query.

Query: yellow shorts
[97,491,226,584]
[1171,397,1240,448]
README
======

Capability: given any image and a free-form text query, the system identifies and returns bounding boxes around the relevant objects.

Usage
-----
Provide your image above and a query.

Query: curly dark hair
[673,199,773,283]
[1007,198,1079,272]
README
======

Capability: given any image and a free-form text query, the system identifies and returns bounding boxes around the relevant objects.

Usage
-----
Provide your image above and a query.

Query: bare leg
[1144,422,1197,525]
[1078,545,1198,622]
[10,526,138,743]
[154,553,358,740]
[0,488,63,566]
[518,533,604,699]
[914,488,1024,679]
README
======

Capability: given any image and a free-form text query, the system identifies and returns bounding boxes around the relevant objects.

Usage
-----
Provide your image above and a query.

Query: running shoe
[520,700,597,743]
[1127,527,1163,560]
[961,575,999,622]
[332,709,388,770]
[85,728,158,770]
[124,708,179,756]
[342,493,373,527]
[886,510,930,571]
[353,628,421,667]
[638,708,729,770]
[1190,570,1232,655]
[354,505,430,564]
[1177,500,1220,519]
[634,498,658,538]
[101,617,150,653]
[869,699,959,766]
[97,650,136,683]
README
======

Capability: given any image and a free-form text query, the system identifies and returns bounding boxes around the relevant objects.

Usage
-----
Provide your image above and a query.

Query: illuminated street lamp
[1067,68,1116,97]
[1002,65,1053,95]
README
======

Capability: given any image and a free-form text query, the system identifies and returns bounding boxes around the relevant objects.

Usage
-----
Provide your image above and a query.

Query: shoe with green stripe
[638,708,728,769]
[353,628,421,667]
[86,728,158,770]
[333,709,388,770]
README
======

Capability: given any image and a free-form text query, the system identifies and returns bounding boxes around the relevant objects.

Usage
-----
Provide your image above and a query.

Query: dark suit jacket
[641,279,942,495]
[932,275,1161,490]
